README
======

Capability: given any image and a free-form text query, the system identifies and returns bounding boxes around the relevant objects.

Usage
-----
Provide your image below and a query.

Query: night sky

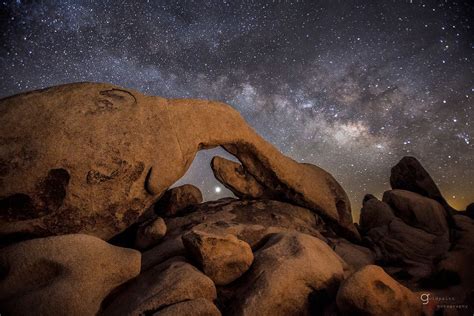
[1,1,473,219]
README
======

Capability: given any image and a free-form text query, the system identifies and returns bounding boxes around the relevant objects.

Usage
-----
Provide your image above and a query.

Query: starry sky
[1,1,473,219]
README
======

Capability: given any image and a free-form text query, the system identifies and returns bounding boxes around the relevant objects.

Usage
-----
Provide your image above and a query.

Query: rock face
[336,265,423,316]
[134,216,167,249]
[102,257,217,315]
[383,189,448,236]
[0,234,141,316]
[359,195,395,233]
[211,156,275,199]
[155,184,203,217]
[142,198,329,271]
[225,232,346,316]
[153,298,221,316]
[390,156,455,212]
[0,82,358,241]
[182,229,254,285]
[329,238,375,271]
[361,196,450,278]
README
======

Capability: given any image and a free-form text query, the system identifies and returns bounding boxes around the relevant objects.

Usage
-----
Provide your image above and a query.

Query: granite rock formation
[0,83,472,315]
[0,82,358,242]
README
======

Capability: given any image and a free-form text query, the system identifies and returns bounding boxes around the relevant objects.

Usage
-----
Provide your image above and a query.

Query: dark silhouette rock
[390,156,455,213]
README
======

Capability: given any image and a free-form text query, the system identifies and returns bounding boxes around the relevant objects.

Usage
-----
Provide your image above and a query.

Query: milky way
[1,1,473,218]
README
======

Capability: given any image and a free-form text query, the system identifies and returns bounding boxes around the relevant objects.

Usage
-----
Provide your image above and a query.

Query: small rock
[336,265,423,316]
[102,257,216,315]
[182,229,254,285]
[155,184,203,217]
[0,234,140,316]
[135,216,167,249]
[359,197,395,233]
[153,298,221,316]
[383,189,448,236]
[226,232,345,316]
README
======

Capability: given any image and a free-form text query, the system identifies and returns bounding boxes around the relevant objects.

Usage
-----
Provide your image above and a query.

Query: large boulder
[210,156,360,241]
[336,265,423,316]
[134,216,167,249]
[0,82,357,241]
[154,184,203,217]
[0,234,141,316]
[153,298,221,316]
[383,190,449,236]
[182,228,254,285]
[329,238,375,271]
[102,257,217,315]
[390,156,455,213]
[225,232,346,315]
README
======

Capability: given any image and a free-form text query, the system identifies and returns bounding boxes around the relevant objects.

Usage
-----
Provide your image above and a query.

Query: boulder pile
[0,83,472,315]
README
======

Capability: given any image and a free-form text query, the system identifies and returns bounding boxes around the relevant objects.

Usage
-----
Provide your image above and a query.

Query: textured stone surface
[329,238,375,271]
[359,196,395,233]
[336,265,423,316]
[154,184,203,217]
[152,298,221,316]
[390,156,455,213]
[0,234,141,316]
[365,217,449,278]
[383,189,448,236]
[102,257,216,316]
[225,232,346,316]
[134,216,167,249]
[210,156,274,199]
[182,228,253,285]
[0,82,357,241]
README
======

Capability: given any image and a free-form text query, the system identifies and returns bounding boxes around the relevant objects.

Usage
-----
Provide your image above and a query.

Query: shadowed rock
[155,184,203,217]
[225,232,346,316]
[390,156,455,213]
[0,82,358,241]
[336,265,423,316]
[0,234,140,316]
[383,190,449,236]
[102,257,216,316]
